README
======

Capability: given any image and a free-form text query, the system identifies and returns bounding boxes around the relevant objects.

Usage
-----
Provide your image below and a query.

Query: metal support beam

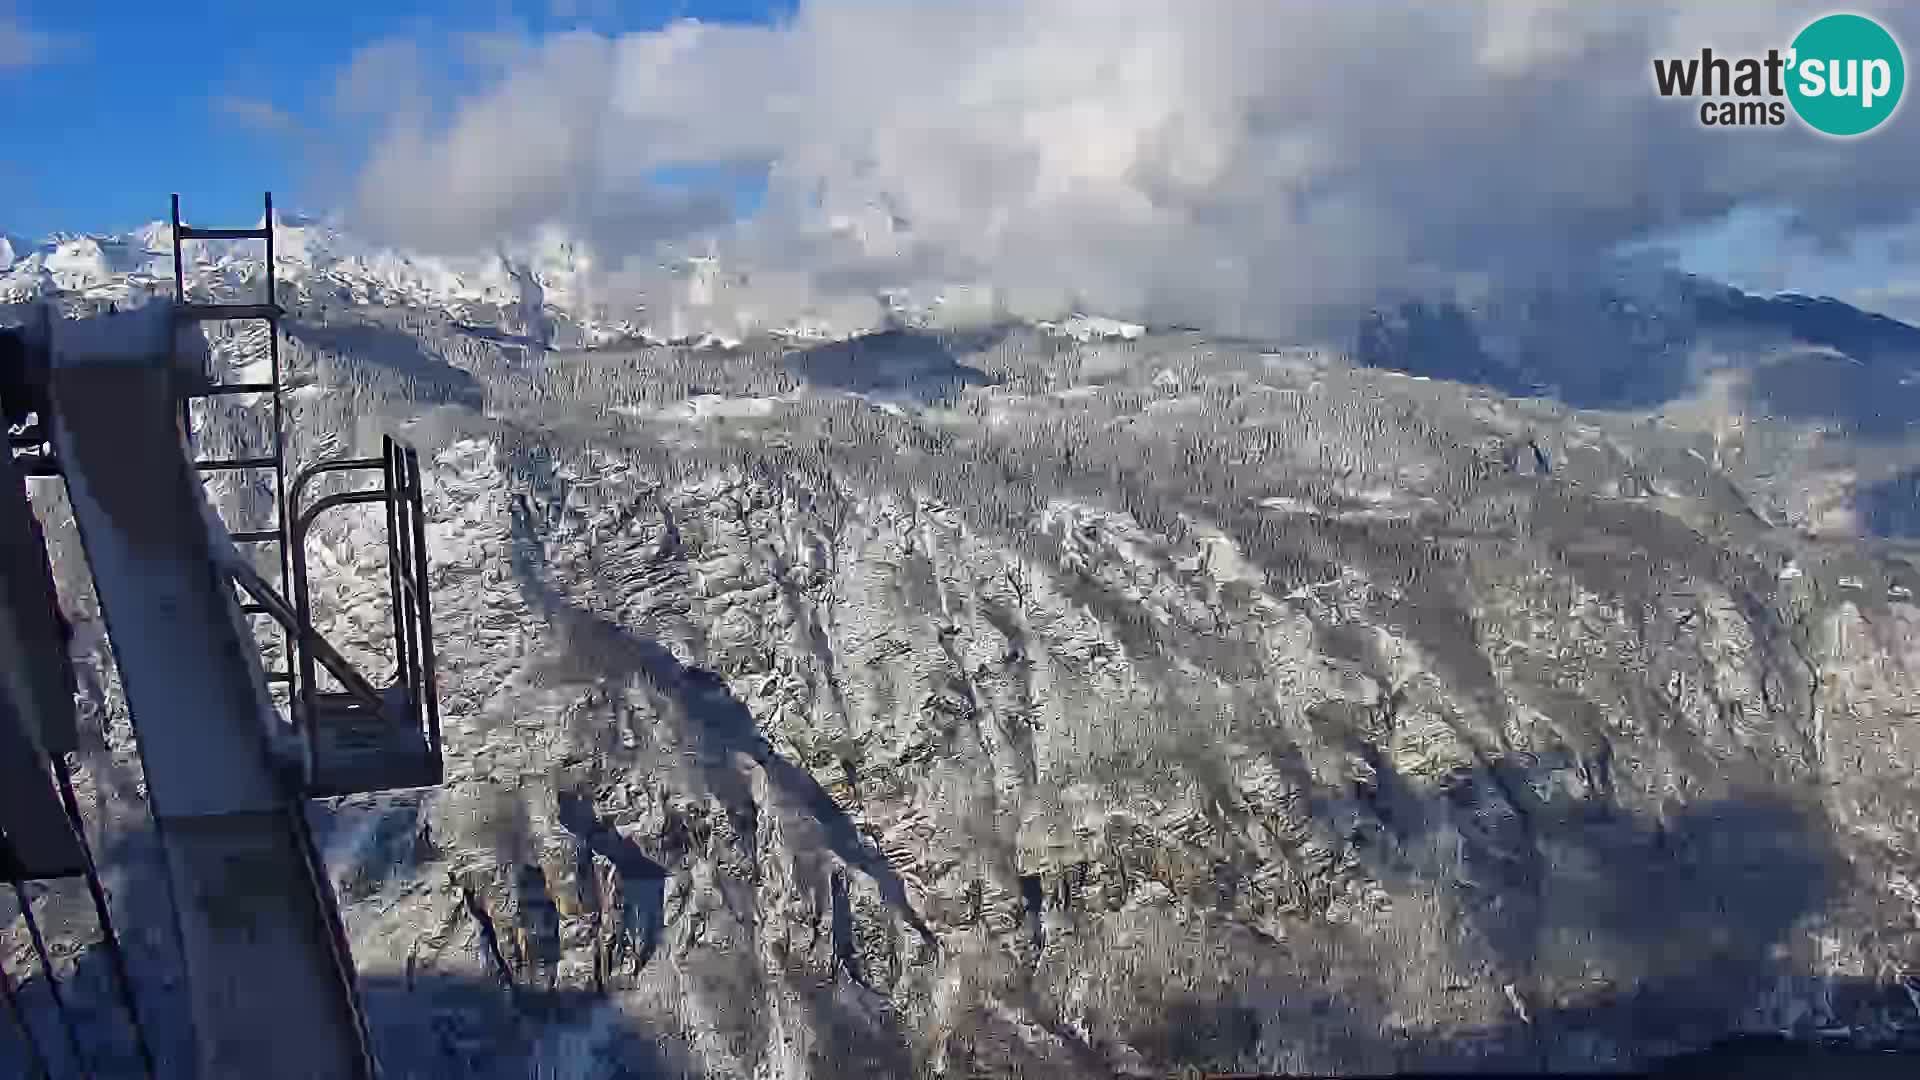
[0,441,84,881]
[175,303,281,323]
[174,225,272,241]
[47,330,375,1080]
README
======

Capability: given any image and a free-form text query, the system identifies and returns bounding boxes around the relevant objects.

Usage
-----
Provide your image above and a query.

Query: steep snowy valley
[7,233,1920,1076]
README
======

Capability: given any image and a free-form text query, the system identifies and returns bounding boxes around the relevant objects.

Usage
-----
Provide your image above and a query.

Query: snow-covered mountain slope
[0,218,613,345]
[1357,273,1920,436]
[0,219,1162,353]
[8,267,1920,1077]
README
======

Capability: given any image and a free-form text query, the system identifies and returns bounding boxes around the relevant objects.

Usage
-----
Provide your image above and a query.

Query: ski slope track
[5,229,1920,1077]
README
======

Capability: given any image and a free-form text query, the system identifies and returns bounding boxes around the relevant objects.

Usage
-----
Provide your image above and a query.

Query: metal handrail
[295,489,388,534]
[285,436,441,784]
[289,468,384,735]
[395,443,442,774]
[228,558,386,713]
[287,456,384,513]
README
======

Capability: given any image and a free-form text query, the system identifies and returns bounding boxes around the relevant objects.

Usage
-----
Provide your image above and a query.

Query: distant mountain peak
[1356,275,1920,421]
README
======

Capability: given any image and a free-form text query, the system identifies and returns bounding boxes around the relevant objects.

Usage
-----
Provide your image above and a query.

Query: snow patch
[614,395,781,424]
[1040,313,1147,342]
[1258,496,1322,515]
[664,395,778,422]
[1190,528,1265,585]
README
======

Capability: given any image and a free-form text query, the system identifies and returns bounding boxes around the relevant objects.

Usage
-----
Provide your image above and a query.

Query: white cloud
[216,95,299,137]
[333,1,1920,337]
[547,0,619,25]
[332,36,430,121]
[0,12,63,70]
[350,32,621,250]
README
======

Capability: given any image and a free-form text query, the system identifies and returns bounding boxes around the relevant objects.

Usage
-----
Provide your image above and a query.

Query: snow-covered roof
[49,301,175,366]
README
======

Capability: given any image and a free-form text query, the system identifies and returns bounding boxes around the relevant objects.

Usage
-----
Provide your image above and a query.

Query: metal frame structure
[2,414,158,1077]
[3,305,58,479]
[170,192,442,797]
[3,191,454,1077]
[171,192,297,704]
[49,349,378,1079]
[279,436,444,796]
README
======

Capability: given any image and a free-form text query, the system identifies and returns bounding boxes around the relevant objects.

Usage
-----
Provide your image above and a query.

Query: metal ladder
[170,191,296,701]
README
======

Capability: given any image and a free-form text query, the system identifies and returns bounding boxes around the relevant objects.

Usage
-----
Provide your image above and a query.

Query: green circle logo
[1787,13,1904,136]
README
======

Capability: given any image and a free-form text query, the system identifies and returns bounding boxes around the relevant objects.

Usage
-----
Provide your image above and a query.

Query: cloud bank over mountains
[308,2,1920,334]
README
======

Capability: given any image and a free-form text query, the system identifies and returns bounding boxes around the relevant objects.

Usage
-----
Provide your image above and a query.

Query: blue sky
[3,1,1916,325]
[0,0,788,238]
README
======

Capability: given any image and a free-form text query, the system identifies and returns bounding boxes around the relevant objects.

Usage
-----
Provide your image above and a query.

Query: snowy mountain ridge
[0,218,1149,350]
[1,217,569,316]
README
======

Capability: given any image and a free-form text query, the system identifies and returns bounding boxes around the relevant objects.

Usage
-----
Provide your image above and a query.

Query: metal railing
[284,435,442,791]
